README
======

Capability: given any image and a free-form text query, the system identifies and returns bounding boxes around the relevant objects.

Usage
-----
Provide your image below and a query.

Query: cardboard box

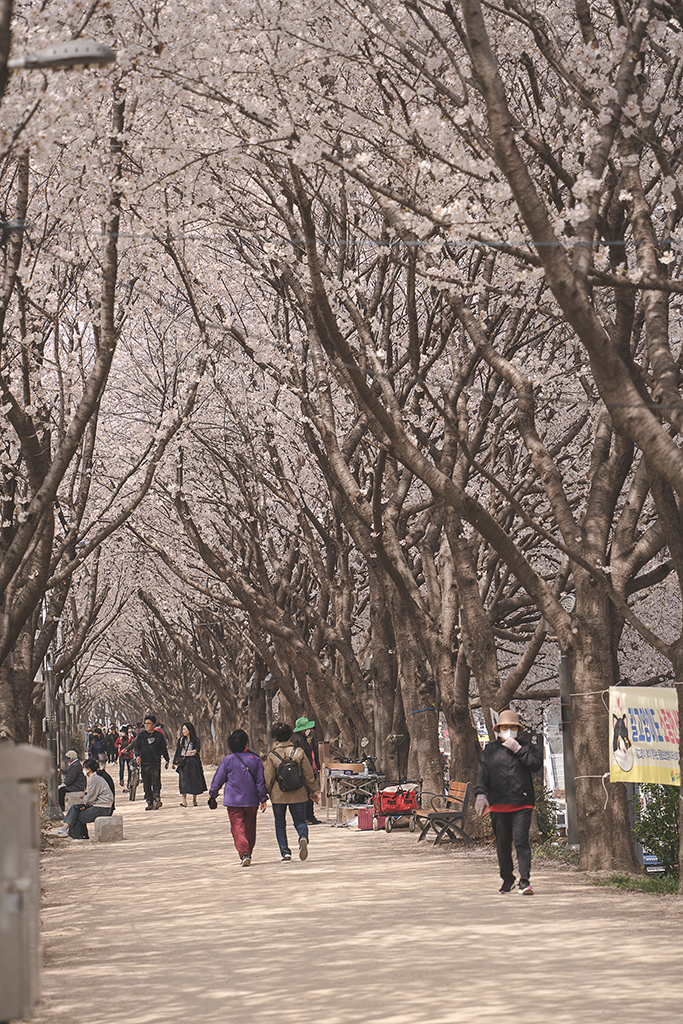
[336,805,362,824]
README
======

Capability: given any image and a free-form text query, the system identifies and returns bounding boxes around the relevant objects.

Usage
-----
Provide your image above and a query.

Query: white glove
[502,737,522,753]
[475,794,489,817]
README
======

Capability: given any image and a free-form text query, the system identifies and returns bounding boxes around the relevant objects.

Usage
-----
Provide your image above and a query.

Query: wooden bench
[416,781,473,845]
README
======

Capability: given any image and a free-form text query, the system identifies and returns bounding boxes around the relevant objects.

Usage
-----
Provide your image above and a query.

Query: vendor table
[325,770,384,807]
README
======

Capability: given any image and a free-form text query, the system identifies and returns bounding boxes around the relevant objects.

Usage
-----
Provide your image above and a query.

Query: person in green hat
[291,716,320,824]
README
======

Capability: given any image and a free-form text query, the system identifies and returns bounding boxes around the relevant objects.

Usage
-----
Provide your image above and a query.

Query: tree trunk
[678,683,683,897]
[570,590,640,872]
[0,659,16,740]
[393,635,442,793]
[382,680,406,782]
[443,700,481,789]
[9,622,34,744]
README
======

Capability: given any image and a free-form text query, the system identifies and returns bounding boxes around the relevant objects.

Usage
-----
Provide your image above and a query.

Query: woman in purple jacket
[208,730,268,867]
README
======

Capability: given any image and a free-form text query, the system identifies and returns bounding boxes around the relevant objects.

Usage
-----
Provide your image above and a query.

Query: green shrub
[533,780,558,842]
[632,784,679,876]
[592,873,679,895]
[532,839,580,866]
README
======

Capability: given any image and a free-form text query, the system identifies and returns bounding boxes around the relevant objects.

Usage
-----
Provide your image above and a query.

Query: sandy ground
[18,768,683,1024]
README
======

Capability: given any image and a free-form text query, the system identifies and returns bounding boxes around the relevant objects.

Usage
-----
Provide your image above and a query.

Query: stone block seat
[93,814,124,842]
[63,790,86,815]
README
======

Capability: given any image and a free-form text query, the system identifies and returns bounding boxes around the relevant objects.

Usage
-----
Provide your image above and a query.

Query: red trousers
[227,806,258,857]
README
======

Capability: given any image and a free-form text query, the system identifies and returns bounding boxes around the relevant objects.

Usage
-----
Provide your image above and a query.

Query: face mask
[500,729,518,741]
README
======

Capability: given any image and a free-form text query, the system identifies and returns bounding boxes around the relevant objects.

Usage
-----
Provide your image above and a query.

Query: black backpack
[273,748,304,792]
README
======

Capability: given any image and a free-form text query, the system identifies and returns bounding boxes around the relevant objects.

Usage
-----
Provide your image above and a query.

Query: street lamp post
[558,594,579,847]
[262,673,276,751]
[41,645,61,820]
[559,651,580,845]
[0,40,118,1023]
[8,39,116,71]
[246,675,255,751]
[365,655,381,770]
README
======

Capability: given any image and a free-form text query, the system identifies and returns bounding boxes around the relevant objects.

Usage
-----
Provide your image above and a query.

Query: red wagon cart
[372,781,421,832]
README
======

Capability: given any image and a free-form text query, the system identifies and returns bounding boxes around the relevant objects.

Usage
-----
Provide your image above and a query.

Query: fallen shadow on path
[31,791,683,1024]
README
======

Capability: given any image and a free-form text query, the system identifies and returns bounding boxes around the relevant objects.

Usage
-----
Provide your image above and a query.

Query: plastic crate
[357,808,374,830]
[357,807,385,830]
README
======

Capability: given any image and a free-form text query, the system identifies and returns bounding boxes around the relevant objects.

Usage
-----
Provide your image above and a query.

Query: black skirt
[177,756,207,795]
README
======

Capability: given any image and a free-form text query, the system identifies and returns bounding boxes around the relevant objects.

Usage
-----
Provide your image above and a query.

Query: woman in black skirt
[173,722,207,806]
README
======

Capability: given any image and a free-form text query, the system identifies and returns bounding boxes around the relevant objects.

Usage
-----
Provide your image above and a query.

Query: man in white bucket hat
[474,710,542,895]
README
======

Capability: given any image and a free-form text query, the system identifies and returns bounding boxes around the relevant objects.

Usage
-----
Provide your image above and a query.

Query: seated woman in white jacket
[55,758,114,839]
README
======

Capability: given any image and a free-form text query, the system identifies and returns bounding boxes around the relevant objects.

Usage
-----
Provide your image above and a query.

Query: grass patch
[592,873,679,895]
[532,839,580,866]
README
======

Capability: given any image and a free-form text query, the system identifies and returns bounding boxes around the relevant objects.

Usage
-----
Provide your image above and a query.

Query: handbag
[176,738,195,770]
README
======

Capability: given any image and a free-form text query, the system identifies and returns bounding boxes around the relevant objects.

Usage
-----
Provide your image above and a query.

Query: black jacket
[62,759,86,792]
[291,733,315,769]
[133,729,170,766]
[475,736,542,807]
[97,768,116,810]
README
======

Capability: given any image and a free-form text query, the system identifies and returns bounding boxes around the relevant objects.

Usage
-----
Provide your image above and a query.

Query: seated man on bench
[54,758,114,839]
[57,749,86,812]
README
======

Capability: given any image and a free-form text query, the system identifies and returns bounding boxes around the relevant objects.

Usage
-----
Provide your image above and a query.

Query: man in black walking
[132,714,170,810]
[474,709,542,895]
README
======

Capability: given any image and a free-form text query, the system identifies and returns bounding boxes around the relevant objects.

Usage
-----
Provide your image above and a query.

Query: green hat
[293,716,316,732]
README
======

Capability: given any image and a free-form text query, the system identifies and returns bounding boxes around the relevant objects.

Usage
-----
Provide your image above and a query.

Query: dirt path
[22,771,683,1024]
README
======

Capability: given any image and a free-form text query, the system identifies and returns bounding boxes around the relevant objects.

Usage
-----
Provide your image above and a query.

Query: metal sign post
[559,651,579,847]
[262,673,276,751]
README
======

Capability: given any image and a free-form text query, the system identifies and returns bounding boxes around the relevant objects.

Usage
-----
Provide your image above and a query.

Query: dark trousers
[119,758,132,786]
[227,806,258,858]
[272,802,308,856]
[491,808,533,883]
[141,763,162,805]
[64,803,112,839]
[58,787,85,811]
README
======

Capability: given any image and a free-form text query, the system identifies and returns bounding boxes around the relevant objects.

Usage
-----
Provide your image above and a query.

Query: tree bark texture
[570,587,640,872]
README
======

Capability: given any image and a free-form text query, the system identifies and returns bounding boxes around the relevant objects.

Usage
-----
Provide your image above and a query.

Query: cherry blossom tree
[132,0,683,868]
[9,0,683,872]
[0,5,218,739]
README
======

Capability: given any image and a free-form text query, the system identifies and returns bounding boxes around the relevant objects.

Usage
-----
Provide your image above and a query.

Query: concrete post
[0,743,52,1023]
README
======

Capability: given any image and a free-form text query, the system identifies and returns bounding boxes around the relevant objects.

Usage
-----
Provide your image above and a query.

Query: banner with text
[609,687,679,786]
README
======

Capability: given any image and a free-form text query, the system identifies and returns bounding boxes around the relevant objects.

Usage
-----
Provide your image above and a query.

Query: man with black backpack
[264,721,320,862]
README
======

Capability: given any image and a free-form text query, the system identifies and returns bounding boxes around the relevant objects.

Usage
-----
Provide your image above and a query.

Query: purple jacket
[209,751,267,807]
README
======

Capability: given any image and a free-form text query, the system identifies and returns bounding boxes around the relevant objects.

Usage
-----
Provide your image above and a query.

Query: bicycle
[128,760,140,801]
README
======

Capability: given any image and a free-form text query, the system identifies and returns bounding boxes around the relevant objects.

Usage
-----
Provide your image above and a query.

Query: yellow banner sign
[609,687,680,786]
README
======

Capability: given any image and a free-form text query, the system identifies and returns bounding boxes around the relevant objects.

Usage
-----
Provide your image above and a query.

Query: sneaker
[518,881,534,895]
[299,837,308,861]
[53,826,70,837]
[281,853,292,861]
[145,804,154,811]
[499,880,515,894]
[307,817,322,825]
[153,799,162,809]
[241,854,252,867]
